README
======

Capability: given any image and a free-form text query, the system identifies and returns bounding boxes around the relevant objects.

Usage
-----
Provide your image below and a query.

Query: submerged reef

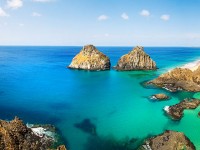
[84,135,140,150]
[163,99,200,120]
[139,130,195,150]
[74,118,97,135]
[114,46,157,71]
[68,45,110,70]
[0,117,66,150]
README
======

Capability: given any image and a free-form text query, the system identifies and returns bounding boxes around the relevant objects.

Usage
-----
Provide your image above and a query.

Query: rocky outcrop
[164,99,200,120]
[151,93,169,100]
[139,130,195,150]
[148,66,200,92]
[68,45,110,70]
[56,145,67,150]
[0,117,66,150]
[114,46,157,71]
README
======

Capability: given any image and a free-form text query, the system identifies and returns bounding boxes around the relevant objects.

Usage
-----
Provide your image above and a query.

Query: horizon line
[0,45,199,48]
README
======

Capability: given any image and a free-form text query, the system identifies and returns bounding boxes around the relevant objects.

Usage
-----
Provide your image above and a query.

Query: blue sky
[0,0,200,46]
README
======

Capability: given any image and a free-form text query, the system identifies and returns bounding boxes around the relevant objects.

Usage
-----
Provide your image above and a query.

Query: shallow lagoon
[0,46,200,149]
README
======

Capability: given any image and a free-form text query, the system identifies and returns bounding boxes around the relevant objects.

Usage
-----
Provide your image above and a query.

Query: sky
[0,0,200,46]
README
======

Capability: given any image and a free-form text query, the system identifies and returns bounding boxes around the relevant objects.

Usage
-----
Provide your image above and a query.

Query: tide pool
[0,46,200,150]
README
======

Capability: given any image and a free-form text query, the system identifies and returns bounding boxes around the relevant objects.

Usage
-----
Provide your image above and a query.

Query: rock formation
[151,93,169,100]
[139,130,195,150]
[0,117,66,150]
[114,46,157,71]
[68,45,110,70]
[148,66,200,92]
[164,99,200,120]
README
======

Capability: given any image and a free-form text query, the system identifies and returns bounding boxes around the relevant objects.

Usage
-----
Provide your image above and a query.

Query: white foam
[26,124,55,139]
[31,127,46,138]
[164,106,169,113]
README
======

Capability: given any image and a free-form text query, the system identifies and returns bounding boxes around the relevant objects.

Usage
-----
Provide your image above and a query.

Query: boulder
[68,45,110,70]
[151,93,169,100]
[114,46,157,71]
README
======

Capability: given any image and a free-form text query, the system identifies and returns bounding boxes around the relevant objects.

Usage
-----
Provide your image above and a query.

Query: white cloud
[121,13,129,20]
[104,33,109,37]
[32,0,54,2]
[98,15,108,21]
[0,8,9,17]
[19,23,24,27]
[7,0,23,9]
[32,12,42,17]
[161,14,170,21]
[140,9,150,17]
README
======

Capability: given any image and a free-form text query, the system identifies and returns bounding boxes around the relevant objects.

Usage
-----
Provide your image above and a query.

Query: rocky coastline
[163,99,200,120]
[139,130,195,150]
[147,66,200,92]
[0,117,66,150]
[68,45,110,71]
[114,46,157,71]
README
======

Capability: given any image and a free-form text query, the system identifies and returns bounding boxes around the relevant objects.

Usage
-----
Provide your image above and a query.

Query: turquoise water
[0,46,200,149]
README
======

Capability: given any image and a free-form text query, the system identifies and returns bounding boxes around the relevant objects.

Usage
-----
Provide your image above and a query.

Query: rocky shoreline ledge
[114,46,157,71]
[147,66,200,92]
[68,45,110,71]
[139,130,195,150]
[163,99,200,120]
[0,117,66,150]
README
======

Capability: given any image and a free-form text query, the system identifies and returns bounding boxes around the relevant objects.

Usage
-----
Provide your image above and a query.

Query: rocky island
[139,130,195,150]
[0,117,66,150]
[163,99,200,120]
[114,46,157,71]
[68,45,110,70]
[147,65,200,92]
[151,93,169,101]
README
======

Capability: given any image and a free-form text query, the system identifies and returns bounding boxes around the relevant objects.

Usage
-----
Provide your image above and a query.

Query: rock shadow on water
[74,118,97,135]
[140,80,159,90]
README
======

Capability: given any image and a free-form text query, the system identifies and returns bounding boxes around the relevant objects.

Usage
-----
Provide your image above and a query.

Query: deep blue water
[1,46,200,150]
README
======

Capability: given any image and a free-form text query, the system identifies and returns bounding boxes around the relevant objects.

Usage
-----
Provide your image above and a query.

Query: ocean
[0,46,200,150]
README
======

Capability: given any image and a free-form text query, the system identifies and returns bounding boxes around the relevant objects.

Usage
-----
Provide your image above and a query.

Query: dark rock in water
[151,93,169,101]
[163,99,200,120]
[0,116,67,150]
[139,130,195,150]
[198,112,200,117]
[114,46,157,71]
[68,45,111,71]
[74,119,96,135]
[147,66,200,92]
[57,145,67,150]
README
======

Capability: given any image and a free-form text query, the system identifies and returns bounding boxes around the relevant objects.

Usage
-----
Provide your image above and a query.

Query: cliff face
[140,130,195,150]
[148,66,200,92]
[114,46,157,71]
[0,117,66,150]
[68,45,110,70]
